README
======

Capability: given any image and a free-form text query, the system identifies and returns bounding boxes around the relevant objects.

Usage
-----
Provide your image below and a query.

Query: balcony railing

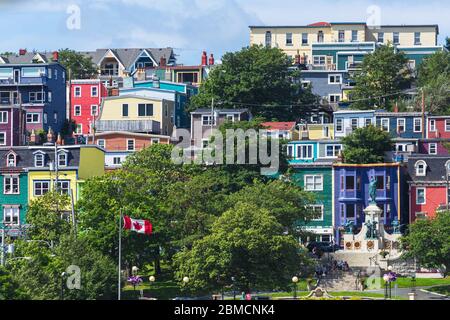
[0,77,47,86]
[100,69,119,76]
[96,120,161,133]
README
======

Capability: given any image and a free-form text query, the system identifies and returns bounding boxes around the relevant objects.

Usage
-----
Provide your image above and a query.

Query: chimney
[160,57,167,67]
[208,53,215,66]
[295,54,301,65]
[201,51,208,66]
[47,127,54,143]
[56,133,63,145]
[394,102,399,113]
[30,129,37,144]
[19,49,27,56]
[52,51,59,62]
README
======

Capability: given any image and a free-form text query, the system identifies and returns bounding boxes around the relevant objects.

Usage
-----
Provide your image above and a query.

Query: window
[313,56,326,65]
[328,74,342,84]
[296,144,313,159]
[286,33,293,46]
[34,181,50,196]
[381,118,390,132]
[97,139,105,149]
[346,204,355,219]
[54,112,58,123]
[329,94,341,104]
[414,32,421,45]
[393,32,400,44]
[0,132,5,145]
[287,145,294,158]
[29,92,44,103]
[76,124,82,135]
[351,118,358,131]
[74,86,81,97]
[351,30,358,42]
[0,111,8,124]
[34,153,44,167]
[378,32,384,43]
[122,104,129,117]
[345,176,355,190]
[415,160,427,176]
[326,144,342,157]
[113,157,121,165]
[4,176,19,194]
[414,118,422,133]
[43,112,47,125]
[151,138,160,144]
[26,113,40,123]
[74,105,81,116]
[446,119,450,132]
[138,104,153,117]
[127,139,135,151]
[429,143,437,155]
[265,31,272,47]
[6,153,16,167]
[226,114,235,122]
[56,180,70,195]
[302,33,308,45]
[58,152,67,167]
[3,207,19,225]
[338,30,345,42]
[22,67,45,77]
[397,118,405,133]
[416,188,426,205]
[91,86,98,97]
[317,31,324,43]
[429,119,436,132]
[365,118,373,127]
[305,175,323,191]
[301,81,311,89]
[376,176,385,190]
[336,119,343,132]
[91,105,98,116]
[202,115,215,126]
[48,91,52,102]
[309,205,324,221]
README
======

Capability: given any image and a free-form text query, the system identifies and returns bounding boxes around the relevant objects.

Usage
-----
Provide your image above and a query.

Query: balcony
[96,120,161,133]
[0,77,47,86]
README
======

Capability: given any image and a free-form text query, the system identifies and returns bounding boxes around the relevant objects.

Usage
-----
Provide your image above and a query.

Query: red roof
[307,22,331,27]
[261,122,296,131]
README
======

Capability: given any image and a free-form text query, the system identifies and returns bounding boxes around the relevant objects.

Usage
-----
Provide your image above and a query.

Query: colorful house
[407,155,450,222]
[261,122,298,140]
[333,110,375,138]
[287,140,342,164]
[298,123,335,140]
[427,115,450,139]
[0,50,67,145]
[333,163,404,243]
[70,79,108,136]
[375,111,427,139]
[418,139,450,156]
[96,95,175,136]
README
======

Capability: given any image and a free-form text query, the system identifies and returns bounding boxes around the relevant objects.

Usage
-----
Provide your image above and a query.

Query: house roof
[190,108,250,115]
[0,52,58,65]
[261,122,296,131]
[407,155,450,183]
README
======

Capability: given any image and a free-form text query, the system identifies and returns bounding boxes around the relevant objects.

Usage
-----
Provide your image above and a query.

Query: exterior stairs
[319,272,361,292]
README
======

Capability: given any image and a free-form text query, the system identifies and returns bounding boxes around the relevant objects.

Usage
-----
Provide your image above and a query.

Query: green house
[0,170,28,230]
[291,163,334,243]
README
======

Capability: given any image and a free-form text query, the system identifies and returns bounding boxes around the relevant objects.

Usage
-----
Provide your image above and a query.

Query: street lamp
[183,276,189,284]
[132,266,139,276]
[61,272,67,300]
[231,277,236,300]
[292,276,299,300]
[149,276,156,283]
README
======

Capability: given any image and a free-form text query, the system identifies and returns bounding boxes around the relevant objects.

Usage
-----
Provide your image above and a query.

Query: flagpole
[118,209,122,301]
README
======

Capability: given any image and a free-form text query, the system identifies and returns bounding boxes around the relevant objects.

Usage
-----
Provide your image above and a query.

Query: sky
[0,0,448,65]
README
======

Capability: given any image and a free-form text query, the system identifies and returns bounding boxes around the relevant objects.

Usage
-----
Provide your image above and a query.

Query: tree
[349,44,411,110]
[58,49,98,79]
[173,202,310,293]
[341,125,394,164]
[415,51,450,115]
[0,267,28,300]
[190,45,318,121]
[401,212,450,276]
[445,37,450,51]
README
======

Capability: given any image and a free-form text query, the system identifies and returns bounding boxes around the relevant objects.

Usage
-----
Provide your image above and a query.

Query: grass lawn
[427,285,450,296]
[366,277,450,290]
[122,273,183,300]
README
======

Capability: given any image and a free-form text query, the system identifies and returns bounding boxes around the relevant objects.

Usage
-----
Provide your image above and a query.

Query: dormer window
[6,153,16,167]
[415,160,427,176]
[58,151,68,167]
[34,153,45,167]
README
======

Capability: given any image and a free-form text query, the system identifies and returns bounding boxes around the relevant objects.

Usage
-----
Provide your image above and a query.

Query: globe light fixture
[149,276,156,283]
[183,276,189,283]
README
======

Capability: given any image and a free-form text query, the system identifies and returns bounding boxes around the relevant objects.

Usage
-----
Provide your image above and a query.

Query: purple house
[0,107,25,146]
[333,163,405,244]
[418,139,450,156]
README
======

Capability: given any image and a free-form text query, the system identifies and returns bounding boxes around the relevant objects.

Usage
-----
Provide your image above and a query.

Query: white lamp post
[292,276,299,299]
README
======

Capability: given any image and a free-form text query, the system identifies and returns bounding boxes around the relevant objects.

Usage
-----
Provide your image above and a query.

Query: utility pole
[421,90,425,139]
[1,228,5,267]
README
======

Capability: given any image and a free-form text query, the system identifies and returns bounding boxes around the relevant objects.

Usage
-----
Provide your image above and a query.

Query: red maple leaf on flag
[133,221,143,231]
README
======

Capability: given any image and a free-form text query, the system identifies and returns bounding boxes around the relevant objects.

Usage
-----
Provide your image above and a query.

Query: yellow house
[298,124,334,140]
[97,95,174,136]
[27,145,105,206]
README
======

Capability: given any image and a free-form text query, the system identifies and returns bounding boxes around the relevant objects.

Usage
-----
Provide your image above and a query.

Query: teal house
[0,150,28,231]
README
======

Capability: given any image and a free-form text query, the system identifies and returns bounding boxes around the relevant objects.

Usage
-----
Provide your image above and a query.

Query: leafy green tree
[173,202,310,293]
[445,37,450,51]
[58,49,98,79]
[341,125,394,164]
[349,44,411,110]
[190,45,318,121]
[401,212,450,276]
[0,267,28,300]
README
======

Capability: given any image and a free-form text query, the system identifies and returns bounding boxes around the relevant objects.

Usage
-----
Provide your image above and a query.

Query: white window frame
[313,55,326,66]
[97,139,105,149]
[286,33,293,46]
[127,139,135,151]
[429,143,437,155]
[34,153,45,167]
[75,124,83,135]
[201,115,215,126]
[287,145,294,158]
[393,32,400,44]
[74,105,81,117]
[91,86,98,97]
[415,160,427,177]
[413,118,422,133]
[416,188,426,205]
[226,114,235,123]
[304,175,323,191]
[414,32,421,45]
[33,180,50,197]
[309,205,324,221]
[0,132,5,146]
[329,94,341,104]
[57,151,68,167]
[0,111,8,124]
[113,157,122,165]
[350,118,358,131]
[296,144,314,160]
[381,118,390,132]
[74,86,81,97]
[301,33,308,45]
[6,153,16,167]
[445,119,450,132]
[338,30,345,42]
[429,119,436,132]
[325,144,342,158]
[4,175,20,195]
[397,118,406,133]
[336,119,343,132]
[26,113,40,124]
[378,32,384,43]
[3,207,20,226]
[351,30,358,42]
[328,74,342,84]
[91,105,98,116]
[55,180,70,195]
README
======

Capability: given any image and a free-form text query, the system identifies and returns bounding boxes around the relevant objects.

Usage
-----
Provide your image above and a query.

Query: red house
[70,79,108,136]
[408,155,450,222]
[427,115,450,139]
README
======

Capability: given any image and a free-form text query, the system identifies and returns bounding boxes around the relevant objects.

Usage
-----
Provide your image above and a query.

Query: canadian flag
[123,216,153,235]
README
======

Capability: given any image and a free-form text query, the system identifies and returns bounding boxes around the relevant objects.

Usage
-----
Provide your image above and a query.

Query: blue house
[0,51,67,143]
[374,111,427,139]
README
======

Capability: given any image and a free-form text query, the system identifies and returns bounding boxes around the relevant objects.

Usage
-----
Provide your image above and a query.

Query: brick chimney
[19,49,27,56]
[208,53,215,66]
[52,51,59,62]
[47,127,54,143]
[160,57,167,67]
[394,102,399,113]
[201,51,208,66]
